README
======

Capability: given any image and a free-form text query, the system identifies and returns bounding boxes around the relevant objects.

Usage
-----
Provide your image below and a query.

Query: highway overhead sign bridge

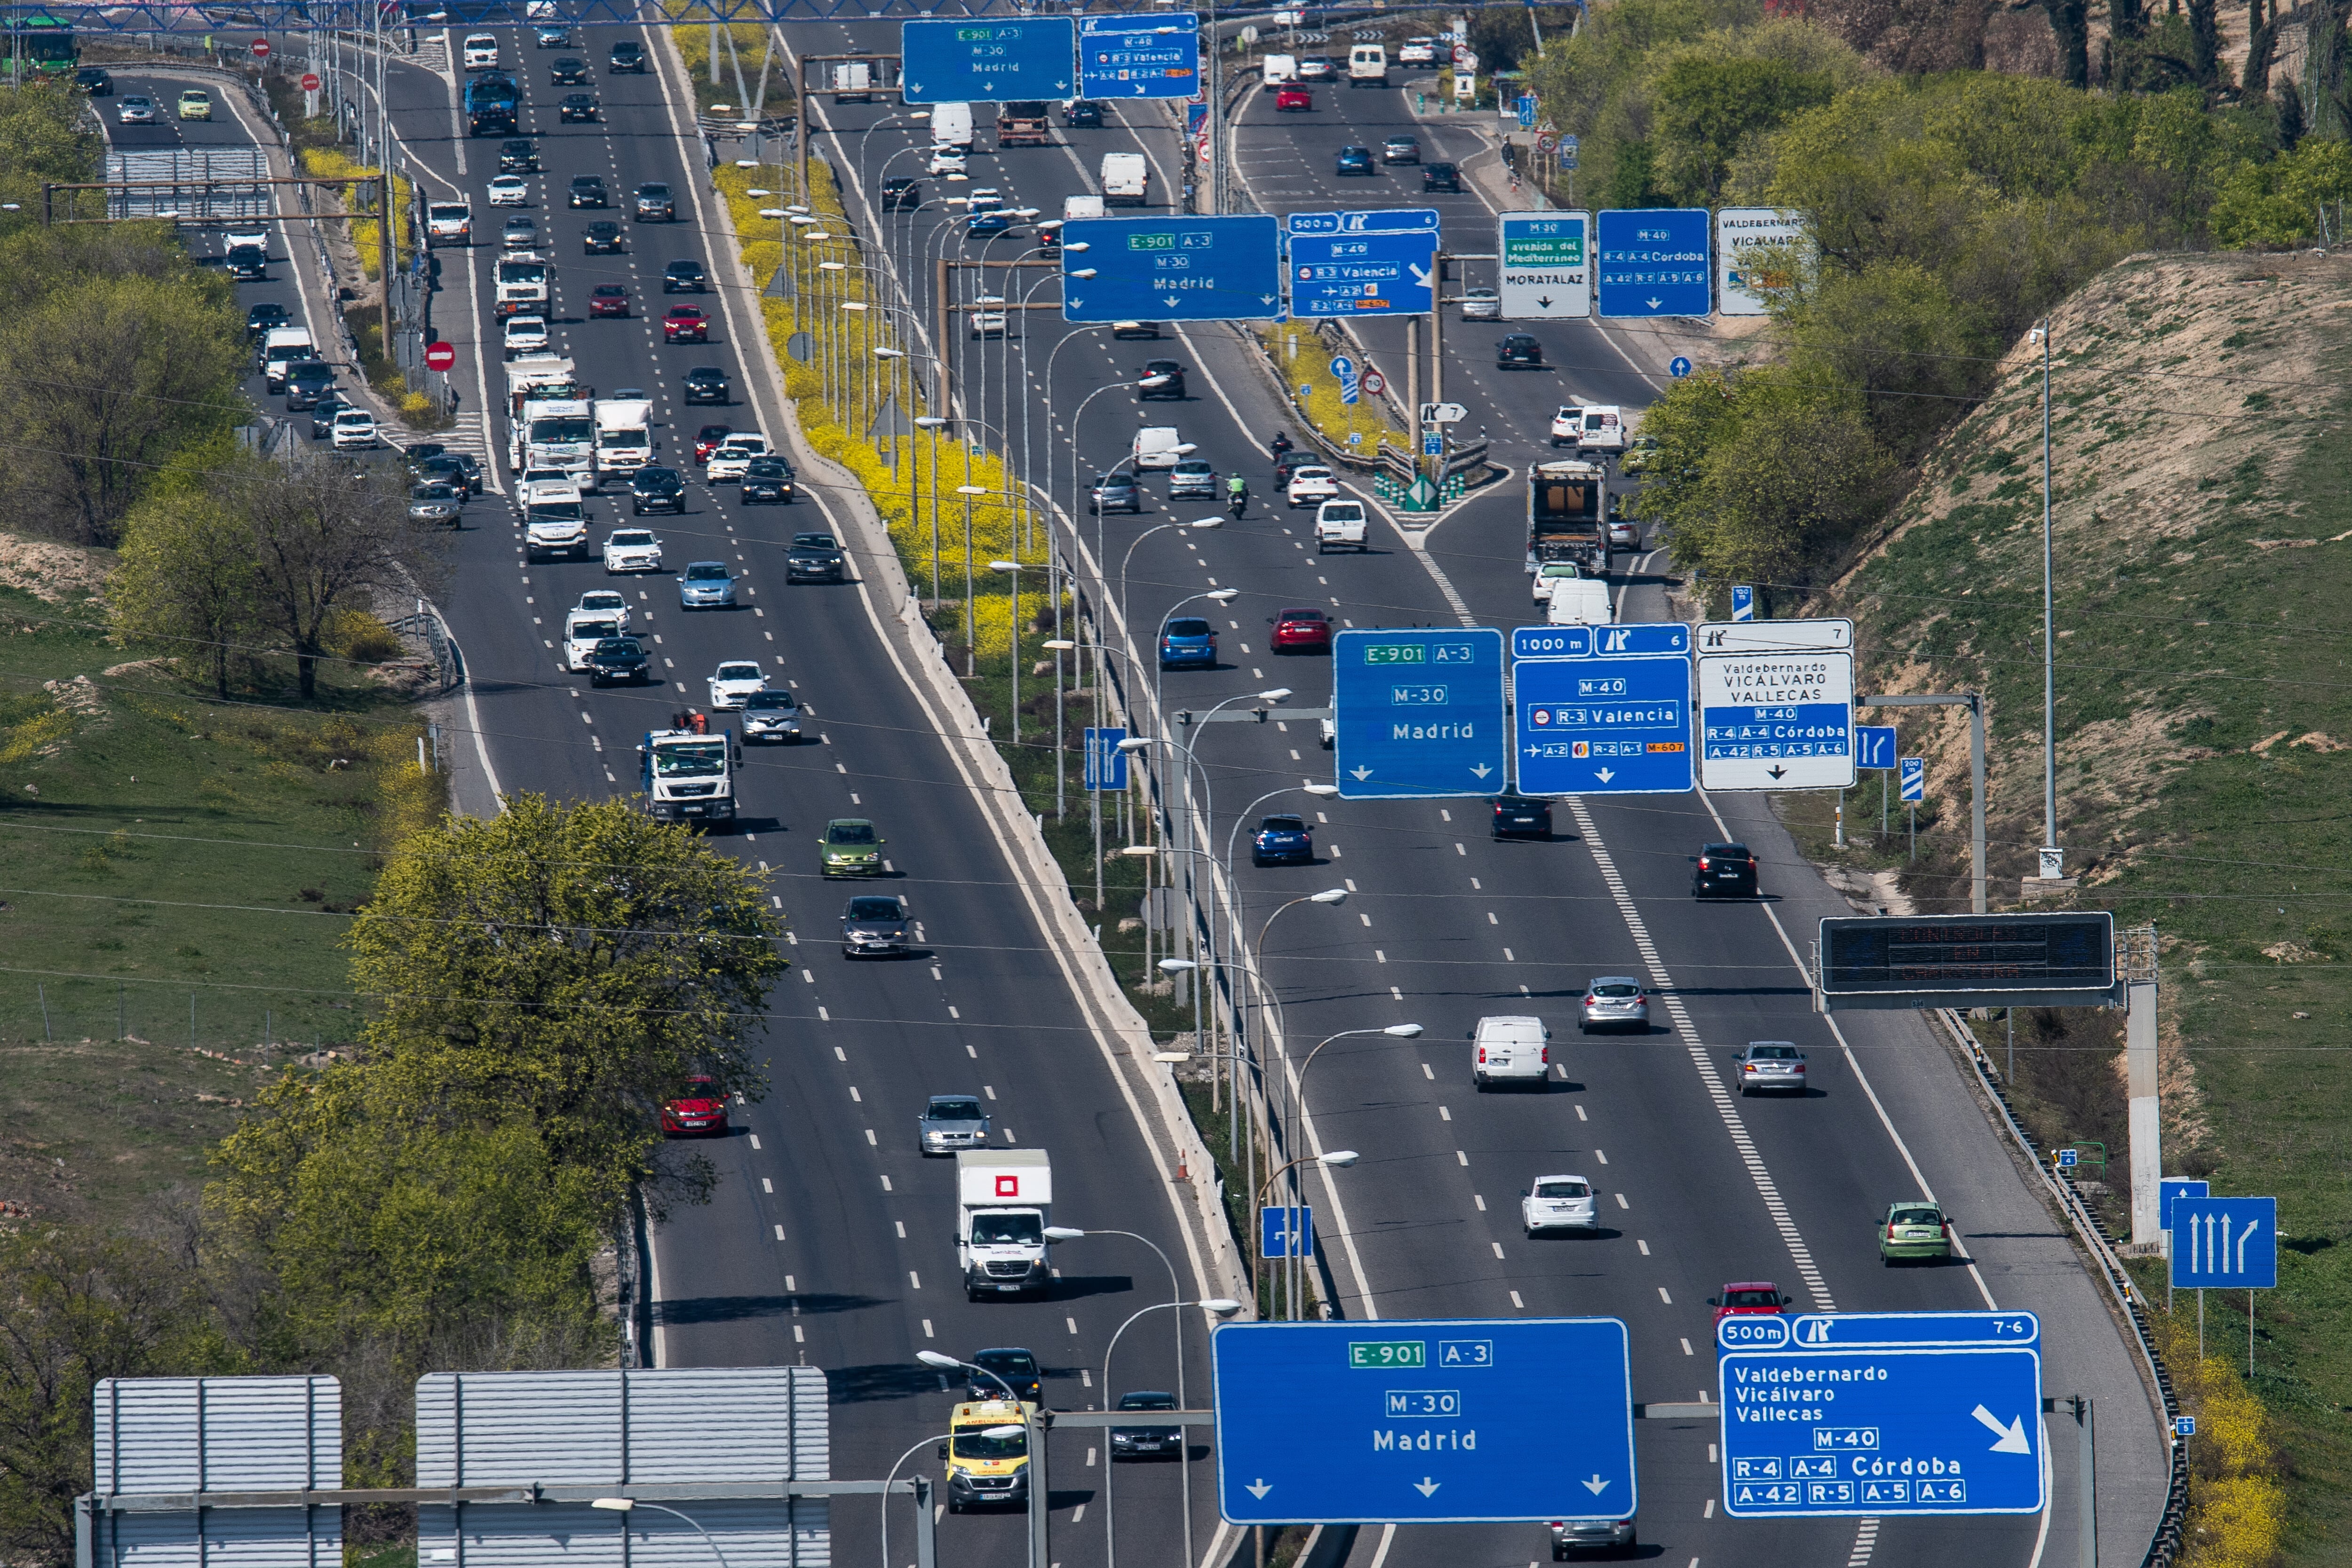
[1332,627,1508,799]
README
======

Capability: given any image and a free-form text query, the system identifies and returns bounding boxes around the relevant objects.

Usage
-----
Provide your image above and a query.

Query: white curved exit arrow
[1971,1405,2031,1454]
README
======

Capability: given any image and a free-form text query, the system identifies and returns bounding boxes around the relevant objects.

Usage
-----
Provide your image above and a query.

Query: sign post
[1332,627,1508,799]
[1498,211,1591,320]
[1899,755,1924,858]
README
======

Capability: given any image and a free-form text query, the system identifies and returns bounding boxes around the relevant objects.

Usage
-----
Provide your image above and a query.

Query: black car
[416,453,479,494]
[881,176,921,211]
[498,138,540,173]
[567,174,608,208]
[244,301,292,340]
[662,258,707,293]
[741,458,795,505]
[73,65,112,95]
[1137,359,1186,400]
[559,93,599,122]
[967,1348,1044,1406]
[629,466,687,515]
[585,636,651,687]
[1108,1392,1182,1461]
[583,221,623,254]
[308,393,352,439]
[634,182,675,222]
[1691,841,1759,898]
[226,243,268,281]
[1490,792,1552,840]
[682,366,731,405]
[1335,144,1375,176]
[549,55,589,83]
[1422,161,1462,192]
[283,360,336,410]
[1063,99,1103,127]
[609,39,647,72]
[785,531,846,582]
[1496,333,1544,369]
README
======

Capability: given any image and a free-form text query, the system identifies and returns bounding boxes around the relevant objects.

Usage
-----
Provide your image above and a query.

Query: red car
[1268,606,1332,653]
[1274,85,1312,111]
[1712,1281,1789,1326]
[662,305,709,343]
[660,1076,729,1137]
[589,284,631,318]
[693,424,733,464]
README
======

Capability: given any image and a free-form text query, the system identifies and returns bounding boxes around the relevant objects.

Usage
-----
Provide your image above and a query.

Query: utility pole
[2037,317,2061,881]
[1857,692,1987,913]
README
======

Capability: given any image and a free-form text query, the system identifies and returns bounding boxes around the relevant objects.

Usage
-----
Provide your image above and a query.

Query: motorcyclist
[1269,430,1294,460]
[1226,473,1249,515]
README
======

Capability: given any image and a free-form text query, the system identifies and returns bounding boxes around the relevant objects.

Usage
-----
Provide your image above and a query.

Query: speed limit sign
[1362,368,1387,396]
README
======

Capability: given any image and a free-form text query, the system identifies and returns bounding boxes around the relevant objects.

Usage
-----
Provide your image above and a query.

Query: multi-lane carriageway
[187,13,2168,1568]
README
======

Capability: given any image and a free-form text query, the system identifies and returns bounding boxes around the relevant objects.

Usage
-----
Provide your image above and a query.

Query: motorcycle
[1227,487,1249,519]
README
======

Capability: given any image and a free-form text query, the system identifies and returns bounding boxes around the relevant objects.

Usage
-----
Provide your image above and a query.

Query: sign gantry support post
[2122,925,2160,1247]
[1857,691,1985,913]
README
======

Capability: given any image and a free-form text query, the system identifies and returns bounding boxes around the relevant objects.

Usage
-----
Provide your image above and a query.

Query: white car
[487,174,530,207]
[502,314,550,358]
[1532,561,1585,605]
[1398,38,1438,65]
[707,660,767,710]
[573,587,631,628]
[706,433,770,481]
[1460,286,1501,321]
[328,409,379,450]
[968,295,1007,338]
[1549,405,1584,446]
[928,144,968,176]
[602,528,665,573]
[1285,465,1338,508]
[561,610,624,671]
[1521,1174,1598,1236]
[1471,1014,1549,1089]
[462,33,499,68]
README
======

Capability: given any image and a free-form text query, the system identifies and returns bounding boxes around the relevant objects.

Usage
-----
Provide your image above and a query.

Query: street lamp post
[989,559,1025,747]
[1278,1025,1422,1316]
[588,1500,733,1568]
[1249,1150,1359,1318]
[874,1429,1005,1568]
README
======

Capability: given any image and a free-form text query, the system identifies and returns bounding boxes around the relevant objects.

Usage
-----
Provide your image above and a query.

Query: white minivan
[1348,43,1388,86]
[1546,578,1616,627]
[1471,1015,1550,1089]
[1132,426,1192,468]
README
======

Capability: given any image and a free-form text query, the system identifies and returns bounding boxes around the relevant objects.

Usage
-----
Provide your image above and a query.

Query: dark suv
[1496,333,1544,369]
[683,366,731,404]
[1691,842,1759,898]
[609,39,647,72]
[1064,99,1103,127]
[1490,792,1552,839]
[628,467,686,515]
[786,532,846,582]
[662,258,708,293]
[1137,359,1186,400]
[282,360,337,410]
[585,636,651,687]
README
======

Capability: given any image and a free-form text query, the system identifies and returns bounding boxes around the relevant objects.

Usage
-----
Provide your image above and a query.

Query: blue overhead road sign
[2171,1196,2277,1289]
[1061,216,1282,323]
[1719,1312,2046,1519]
[1511,622,1692,796]
[1213,1318,1635,1524]
[1856,725,1898,770]
[1333,627,1508,799]
[1079,13,1200,97]
[1287,209,1440,318]
[1596,207,1710,318]
[901,18,1075,104]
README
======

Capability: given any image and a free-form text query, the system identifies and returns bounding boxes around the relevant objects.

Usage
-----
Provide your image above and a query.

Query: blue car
[1252,814,1313,866]
[968,210,1014,236]
[678,560,738,610]
[1335,145,1375,176]
[1159,616,1216,669]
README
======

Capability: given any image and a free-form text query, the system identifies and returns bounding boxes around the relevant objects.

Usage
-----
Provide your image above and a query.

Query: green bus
[7,9,78,76]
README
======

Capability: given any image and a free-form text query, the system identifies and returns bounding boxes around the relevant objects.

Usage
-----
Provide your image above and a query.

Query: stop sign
[301,71,320,91]
[424,341,456,373]
[250,37,269,58]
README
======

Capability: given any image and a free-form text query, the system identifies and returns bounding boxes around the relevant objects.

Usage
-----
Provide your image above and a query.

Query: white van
[1348,44,1388,86]
[1314,499,1368,552]
[1100,151,1149,206]
[832,62,874,103]
[1063,193,1106,222]
[930,101,975,149]
[259,327,316,391]
[1132,426,1192,468]
[1261,53,1298,83]
[1545,579,1615,627]
[1471,1015,1549,1089]
[1575,405,1628,455]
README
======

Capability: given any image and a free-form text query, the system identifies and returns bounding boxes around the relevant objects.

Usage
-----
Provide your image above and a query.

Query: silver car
[1736,1041,1807,1095]
[917,1093,990,1154]
[1167,458,1217,499]
[740,688,802,743]
[1549,1516,1636,1559]
[1460,286,1501,320]
[1578,976,1648,1034]
[407,482,464,526]
[842,894,911,958]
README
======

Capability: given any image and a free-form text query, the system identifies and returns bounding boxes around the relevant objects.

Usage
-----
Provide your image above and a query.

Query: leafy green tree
[0,87,101,211]
[1786,259,1988,459]
[2211,137,2352,246]
[1650,55,1832,204]
[110,479,266,697]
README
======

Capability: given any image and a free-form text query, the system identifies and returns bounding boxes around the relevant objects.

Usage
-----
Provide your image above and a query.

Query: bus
[6,9,77,76]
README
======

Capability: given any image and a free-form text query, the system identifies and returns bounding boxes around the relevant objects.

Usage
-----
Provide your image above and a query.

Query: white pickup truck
[426,199,472,247]
[1314,499,1369,553]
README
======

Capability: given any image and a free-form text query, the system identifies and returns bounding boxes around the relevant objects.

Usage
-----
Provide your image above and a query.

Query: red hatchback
[1712,1281,1789,1326]
[1268,606,1332,653]
[589,283,631,317]
[1274,85,1312,111]
[693,424,733,464]
[662,305,709,343]
[661,1076,729,1137]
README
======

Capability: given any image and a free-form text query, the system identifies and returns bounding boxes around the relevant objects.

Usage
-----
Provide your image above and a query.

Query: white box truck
[1261,53,1298,83]
[956,1149,1053,1300]
[592,397,654,489]
[1099,151,1149,206]
[832,61,874,103]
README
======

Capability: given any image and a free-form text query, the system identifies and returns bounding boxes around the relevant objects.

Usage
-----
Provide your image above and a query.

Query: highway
[165,17,2168,1568]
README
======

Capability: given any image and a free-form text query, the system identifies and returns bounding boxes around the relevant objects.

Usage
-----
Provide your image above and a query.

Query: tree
[109,482,265,697]
[210,451,443,699]
[338,795,788,1216]
[1650,54,1833,203]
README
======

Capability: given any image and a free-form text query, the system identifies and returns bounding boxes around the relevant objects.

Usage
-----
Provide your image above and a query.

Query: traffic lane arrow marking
[1413,1478,1440,1497]
[1971,1406,2031,1454]
[1247,1479,1272,1498]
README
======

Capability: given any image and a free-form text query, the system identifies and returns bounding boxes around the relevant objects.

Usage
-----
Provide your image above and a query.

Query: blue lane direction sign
[1260,1205,1314,1259]
[1213,1318,1634,1524]
[1286,209,1440,318]
[1596,207,1710,318]
[1084,726,1128,791]
[1079,12,1200,97]
[2171,1196,2278,1289]
[1856,725,1898,770]
[2176,1417,2197,1437]
[1333,627,1508,799]
[1730,584,1755,620]
[901,18,1075,103]
[1899,757,1925,801]
[1062,215,1282,323]
[2159,1177,2210,1231]
[1511,622,1692,796]
[1719,1311,2045,1519]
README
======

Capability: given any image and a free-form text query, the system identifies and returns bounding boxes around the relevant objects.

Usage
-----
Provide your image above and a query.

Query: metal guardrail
[1933,1007,2190,1567]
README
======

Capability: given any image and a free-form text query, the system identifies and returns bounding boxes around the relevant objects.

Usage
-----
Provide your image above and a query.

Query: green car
[820,818,885,877]
[1879,1201,1952,1264]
